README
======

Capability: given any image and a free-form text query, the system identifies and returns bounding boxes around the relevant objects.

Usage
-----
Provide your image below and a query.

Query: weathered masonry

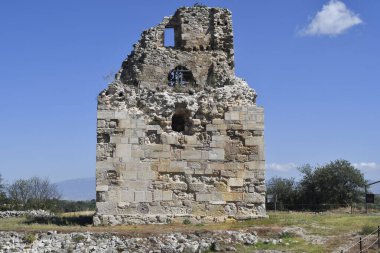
[95,6,265,225]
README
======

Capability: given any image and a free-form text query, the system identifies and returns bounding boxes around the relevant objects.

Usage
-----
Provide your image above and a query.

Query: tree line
[266,159,368,211]
[0,175,95,212]
[0,159,371,213]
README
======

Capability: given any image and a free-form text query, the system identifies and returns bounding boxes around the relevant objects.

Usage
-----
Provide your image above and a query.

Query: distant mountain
[55,177,95,201]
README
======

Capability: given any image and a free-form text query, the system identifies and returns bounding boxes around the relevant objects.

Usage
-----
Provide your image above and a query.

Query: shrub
[360,225,378,235]
[72,234,86,243]
[23,233,36,244]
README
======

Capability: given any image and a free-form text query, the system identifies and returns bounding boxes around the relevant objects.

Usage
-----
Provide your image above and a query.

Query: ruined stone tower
[95,6,265,225]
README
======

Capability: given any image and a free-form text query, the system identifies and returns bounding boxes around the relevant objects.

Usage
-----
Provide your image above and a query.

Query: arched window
[168,66,195,87]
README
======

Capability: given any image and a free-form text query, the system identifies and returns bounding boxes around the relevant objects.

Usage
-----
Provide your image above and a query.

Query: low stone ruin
[95,5,265,225]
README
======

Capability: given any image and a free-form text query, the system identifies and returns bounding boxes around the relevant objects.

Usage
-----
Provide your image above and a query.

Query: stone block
[97,110,115,119]
[212,118,224,125]
[245,161,265,170]
[126,180,150,191]
[195,193,212,202]
[117,202,129,208]
[96,185,109,192]
[137,169,156,180]
[208,163,224,172]
[184,167,194,175]
[125,170,137,180]
[201,151,209,160]
[132,149,144,158]
[227,124,243,130]
[244,136,262,147]
[214,182,228,192]
[129,137,139,144]
[153,190,163,201]
[114,111,128,119]
[212,135,226,142]
[228,111,240,121]
[134,191,146,202]
[162,191,173,201]
[145,191,153,202]
[216,124,227,131]
[243,193,265,203]
[185,135,198,145]
[227,178,244,187]
[247,106,264,113]
[97,120,106,128]
[230,106,243,111]
[161,133,178,145]
[222,192,243,202]
[119,119,135,129]
[181,150,202,160]
[150,151,170,158]
[255,185,266,193]
[210,140,225,148]
[115,144,131,160]
[146,124,161,131]
[242,170,256,179]
[107,189,121,203]
[171,182,188,190]
[121,190,134,202]
[209,149,225,160]
[110,136,128,144]
[243,121,264,131]
[136,119,146,129]
[206,124,217,132]
[255,171,265,180]
[96,161,114,172]
[189,183,206,192]
[193,167,205,175]
[146,144,164,152]
[253,130,264,136]
[167,161,186,173]
[239,112,248,121]
[158,159,170,172]
[192,119,201,125]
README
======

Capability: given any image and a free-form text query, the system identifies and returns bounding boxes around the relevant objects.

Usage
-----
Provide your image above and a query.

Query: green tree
[298,160,366,209]
[267,177,299,210]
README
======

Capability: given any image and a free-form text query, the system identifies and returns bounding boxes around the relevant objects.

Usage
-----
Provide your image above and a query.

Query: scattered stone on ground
[0,210,53,219]
[0,230,258,253]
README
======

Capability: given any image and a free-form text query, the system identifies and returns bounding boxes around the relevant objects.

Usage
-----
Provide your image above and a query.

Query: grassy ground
[0,211,379,252]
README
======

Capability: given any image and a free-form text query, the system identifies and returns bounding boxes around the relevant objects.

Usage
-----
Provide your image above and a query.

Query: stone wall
[118,7,234,90]
[95,6,266,225]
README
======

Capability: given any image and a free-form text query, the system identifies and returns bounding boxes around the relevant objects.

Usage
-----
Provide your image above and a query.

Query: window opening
[164,28,175,47]
[172,114,185,132]
[168,66,195,87]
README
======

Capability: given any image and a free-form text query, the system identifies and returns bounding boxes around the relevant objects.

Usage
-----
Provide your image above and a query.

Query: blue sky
[0,1,379,186]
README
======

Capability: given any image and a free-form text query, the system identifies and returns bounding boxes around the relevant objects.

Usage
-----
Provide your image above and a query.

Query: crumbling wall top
[115,6,236,91]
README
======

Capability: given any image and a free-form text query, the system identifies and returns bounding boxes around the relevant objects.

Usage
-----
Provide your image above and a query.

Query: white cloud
[353,162,378,170]
[266,163,297,172]
[300,0,363,37]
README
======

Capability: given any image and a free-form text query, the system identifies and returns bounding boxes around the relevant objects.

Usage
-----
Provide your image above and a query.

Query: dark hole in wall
[172,114,186,132]
[97,133,110,143]
[164,28,175,47]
